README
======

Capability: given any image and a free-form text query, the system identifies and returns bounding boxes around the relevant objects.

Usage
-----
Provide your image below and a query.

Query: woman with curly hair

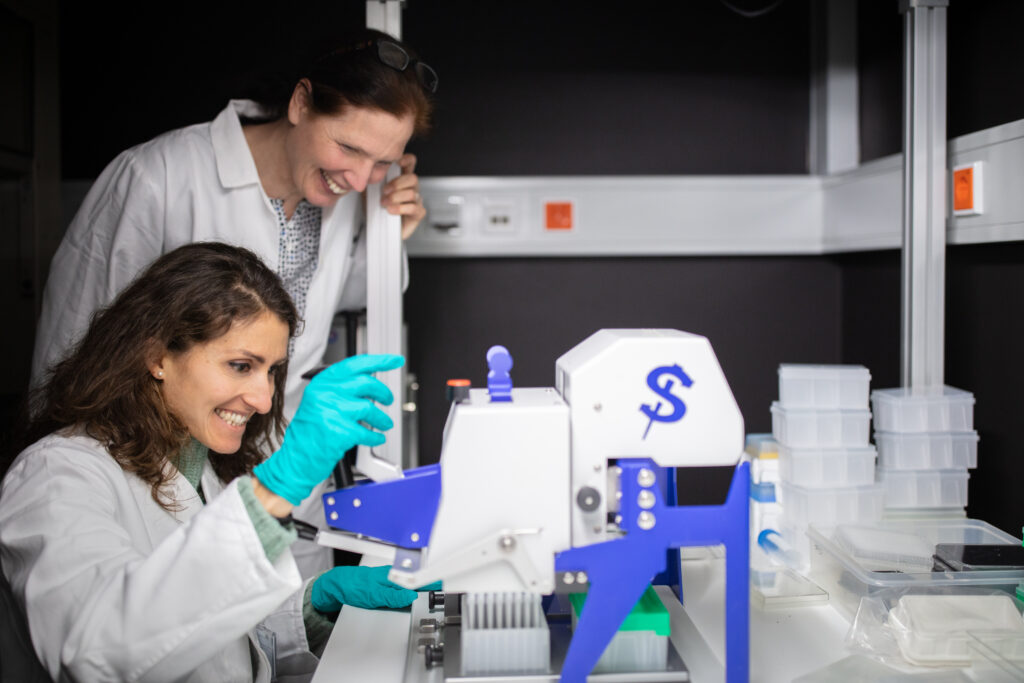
[1,242,412,682]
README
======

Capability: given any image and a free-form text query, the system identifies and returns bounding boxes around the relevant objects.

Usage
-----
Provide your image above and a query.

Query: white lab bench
[310,551,855,683]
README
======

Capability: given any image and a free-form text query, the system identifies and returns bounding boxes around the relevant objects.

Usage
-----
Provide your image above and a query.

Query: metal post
[366,0,403,39]
[809,0,859,175]
[900,0,948,389]
[358,0,407,482]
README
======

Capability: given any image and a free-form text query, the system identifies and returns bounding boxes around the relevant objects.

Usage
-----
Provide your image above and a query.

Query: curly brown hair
[21,243,299,510]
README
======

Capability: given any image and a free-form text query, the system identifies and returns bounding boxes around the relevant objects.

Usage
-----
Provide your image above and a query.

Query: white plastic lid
[871,385,976,403]
[778,363,870,377]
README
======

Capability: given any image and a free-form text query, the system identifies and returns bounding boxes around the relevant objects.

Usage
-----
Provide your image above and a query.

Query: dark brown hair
[243,28,434,135]
[21,243,299,509]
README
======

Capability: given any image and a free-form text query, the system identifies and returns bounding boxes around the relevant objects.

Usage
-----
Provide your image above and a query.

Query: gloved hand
[253,354,404,505]
[312,565,418,612]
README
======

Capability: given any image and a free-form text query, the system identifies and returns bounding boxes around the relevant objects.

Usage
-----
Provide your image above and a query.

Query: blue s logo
[640,364,693,439]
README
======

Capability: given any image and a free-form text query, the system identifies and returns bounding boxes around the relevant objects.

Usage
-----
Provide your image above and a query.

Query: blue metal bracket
[322,464,441,548]
[652,467,682,600]
[555,459,750,683]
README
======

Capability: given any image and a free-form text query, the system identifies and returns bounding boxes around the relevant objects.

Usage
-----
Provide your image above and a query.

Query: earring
[157,371,164,378]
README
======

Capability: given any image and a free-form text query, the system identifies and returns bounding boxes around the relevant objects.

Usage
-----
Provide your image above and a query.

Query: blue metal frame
[554,459,750,683]
[322,464,441,548]
[652,468,682,599]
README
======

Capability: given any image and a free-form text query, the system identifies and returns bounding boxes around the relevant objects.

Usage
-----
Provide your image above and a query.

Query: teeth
[216,409,250,428]
[321,169,346,196]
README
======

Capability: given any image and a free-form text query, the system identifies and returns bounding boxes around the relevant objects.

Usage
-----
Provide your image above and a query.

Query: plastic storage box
[875,430,979,470]
[968,633,1024,683]
[776,481,884,529]
[793,654,976,682]
[831,524,936,572]
[750,566,828,609]
[777,444,876,487]
[770,402,872,448]
[871,386,975,433]
[889,594,1024,666]
[778,364,871,409]
[807,518,1024,619]
[879,469,970,508]
[460,592,550,675]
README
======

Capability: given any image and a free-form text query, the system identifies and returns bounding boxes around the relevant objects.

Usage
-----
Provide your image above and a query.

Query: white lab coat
[31,100,381,578]
[0,432,317,683]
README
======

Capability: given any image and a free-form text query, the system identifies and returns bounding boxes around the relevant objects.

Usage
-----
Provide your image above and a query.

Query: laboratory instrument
[317,329,751,682]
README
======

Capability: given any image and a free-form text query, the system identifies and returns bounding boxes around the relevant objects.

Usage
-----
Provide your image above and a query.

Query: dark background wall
[859,0,1024,162]
[60,0,813,178]
[401,0,812,175]
[28,0,1024,535]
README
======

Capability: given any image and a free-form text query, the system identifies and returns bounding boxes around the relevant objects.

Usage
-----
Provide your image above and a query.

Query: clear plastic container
[770,402,872,448]
[879,469,970,509]
[777,480,884,529]
[889,594,1024,666]
[871,386,975,433]
[750,566,828,610]
[874,430,979,470]
[967,632,1024,683]
[778,364,871,409]
[460,592,550,675]
[806,518,1024,619]
[777,444,876,487]
[794,654,975,682]
[831,524,936,572]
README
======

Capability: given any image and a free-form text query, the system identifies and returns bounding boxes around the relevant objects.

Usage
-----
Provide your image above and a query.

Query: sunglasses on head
[320,38,438,94]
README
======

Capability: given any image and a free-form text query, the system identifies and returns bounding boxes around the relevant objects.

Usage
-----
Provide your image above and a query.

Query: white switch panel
[481,196,518,234]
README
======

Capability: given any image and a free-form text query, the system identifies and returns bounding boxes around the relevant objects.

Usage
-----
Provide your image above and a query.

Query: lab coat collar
[162,460,205,524]
[210,100,267,191]
[161,441,227,523]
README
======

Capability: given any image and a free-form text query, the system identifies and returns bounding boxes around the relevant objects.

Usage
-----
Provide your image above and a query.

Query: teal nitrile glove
[253,354,404,505]
[311,565,418,612]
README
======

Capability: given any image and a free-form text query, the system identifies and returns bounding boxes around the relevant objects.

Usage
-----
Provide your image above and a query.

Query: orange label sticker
[545,202,573,230]
[953,167,974,211]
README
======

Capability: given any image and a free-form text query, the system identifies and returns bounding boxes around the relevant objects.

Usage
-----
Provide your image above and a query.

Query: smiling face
[151,311,290,454]
[285,81,416,206]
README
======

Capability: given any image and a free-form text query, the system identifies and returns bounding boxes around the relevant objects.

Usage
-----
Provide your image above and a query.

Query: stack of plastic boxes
[871,386,978,515]
[770,364,884,566]
[746,434,781,568]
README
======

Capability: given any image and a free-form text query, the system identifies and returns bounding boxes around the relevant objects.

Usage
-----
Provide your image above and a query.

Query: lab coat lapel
[122,463,201,550]
[199,460,228,507]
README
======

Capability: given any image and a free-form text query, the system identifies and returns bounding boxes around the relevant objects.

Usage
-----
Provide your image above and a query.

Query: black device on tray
[932,543,1024,571]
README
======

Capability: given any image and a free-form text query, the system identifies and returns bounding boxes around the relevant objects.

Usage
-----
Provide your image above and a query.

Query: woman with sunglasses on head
[32,28,437,579]
[2,243,418,682]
